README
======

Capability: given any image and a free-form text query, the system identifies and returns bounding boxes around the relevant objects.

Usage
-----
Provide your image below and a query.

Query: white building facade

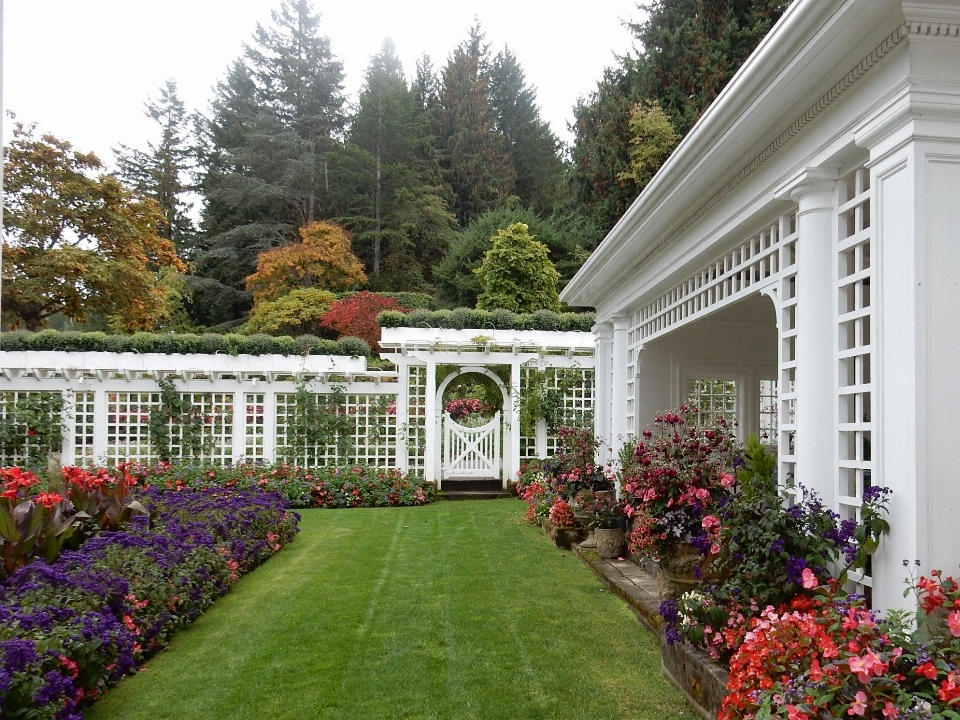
[561,0,960,613]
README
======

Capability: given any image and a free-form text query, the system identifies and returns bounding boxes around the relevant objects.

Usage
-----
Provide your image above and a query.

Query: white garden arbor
[379,327,596,489]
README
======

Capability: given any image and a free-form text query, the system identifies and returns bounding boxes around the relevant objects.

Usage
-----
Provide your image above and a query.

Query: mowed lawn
[86,499,691,720]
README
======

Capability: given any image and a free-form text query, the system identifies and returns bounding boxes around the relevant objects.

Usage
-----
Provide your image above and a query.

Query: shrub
[103,334,133,353]
[376,310,408,329]
[127,463,434,509]
[197,333,228,355]
[531,309,561,331]
[129,332,162,354]
[320,291,408,351]
[240,334,282,356]
[335,336,371,357]
[0,331,28,351]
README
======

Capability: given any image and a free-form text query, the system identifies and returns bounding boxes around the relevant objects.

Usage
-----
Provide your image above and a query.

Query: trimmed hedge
[377,308,595,333]
[0,331,371,357]
[336,291,433,310]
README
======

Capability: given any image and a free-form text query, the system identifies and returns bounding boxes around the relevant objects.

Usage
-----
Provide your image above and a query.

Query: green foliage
[281,381,354,464]
[433,205,598,308]
[245,287,337,336]
[0,393,65,467]
[475,223,560,313]
[335,336,371,357]
[147,378,213,462]
[375,308,595,332]
[0,330,354,356]
[617,102,679,188]
[518,368,591,436]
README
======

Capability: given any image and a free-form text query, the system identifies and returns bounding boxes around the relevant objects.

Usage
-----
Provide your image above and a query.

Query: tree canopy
[2,119,186,331]
[475,222,560,314]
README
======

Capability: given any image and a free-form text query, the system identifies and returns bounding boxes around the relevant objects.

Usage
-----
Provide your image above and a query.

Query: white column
[776,168,838,508]
[610,315,629,462]
[61,388,76,466]
[424,360,438,485]
[393,361,410,472]
[853,15,960,610]
[509,359,521,488]
[592,321,614,463]
[92,387,108,464]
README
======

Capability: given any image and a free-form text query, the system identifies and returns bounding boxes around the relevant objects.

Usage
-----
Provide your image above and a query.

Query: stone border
[572,545,728,720]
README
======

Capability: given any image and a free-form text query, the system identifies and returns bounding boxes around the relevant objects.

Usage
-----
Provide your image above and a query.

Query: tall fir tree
[437,29,514,225]
[488,47,564,212]
[113,79,197,257]
[349,40,456,290]
[192,0,348,326]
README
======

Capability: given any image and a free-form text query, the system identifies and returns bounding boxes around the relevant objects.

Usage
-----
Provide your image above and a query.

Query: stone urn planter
[594,528,625,559]
[657,541,714,600]
[541,518,585,549]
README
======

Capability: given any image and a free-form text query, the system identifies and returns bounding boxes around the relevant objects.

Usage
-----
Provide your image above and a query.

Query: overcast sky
[3,0,642,167]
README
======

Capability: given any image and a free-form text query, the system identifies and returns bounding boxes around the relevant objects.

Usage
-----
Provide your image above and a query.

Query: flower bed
[128,463,434,509]
[0,487,299,719]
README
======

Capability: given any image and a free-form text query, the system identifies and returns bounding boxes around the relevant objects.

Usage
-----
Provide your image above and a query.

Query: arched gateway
[378,328,596,490]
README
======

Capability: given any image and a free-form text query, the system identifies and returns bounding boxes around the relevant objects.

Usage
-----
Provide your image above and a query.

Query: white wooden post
[509,359,521,488]
[610,315,629,462]
[777,168,839,509]
[424,360,438,486]
[393,360,410,472]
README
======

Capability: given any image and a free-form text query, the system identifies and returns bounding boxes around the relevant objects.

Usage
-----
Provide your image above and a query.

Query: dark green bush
[0,331,28,351]
[377,310,408,329]
[103,334,133,353]
[197,333,227,355]
[530,309,561,331]
[129,332,162,354]
[221,334,246,356]
[240,334,282,356]
[336,336,371,357]
[338,291,433,310]
[489,308,518,329]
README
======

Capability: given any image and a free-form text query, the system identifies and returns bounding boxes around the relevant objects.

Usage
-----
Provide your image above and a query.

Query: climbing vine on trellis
[147,378,213,462]
[0,392,65,466]
[281,380,354,464]
[518,367,592,436]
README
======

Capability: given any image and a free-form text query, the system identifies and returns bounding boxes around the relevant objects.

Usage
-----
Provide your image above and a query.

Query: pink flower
[947,610,960,637]
[882,701,899,718]
[787,706,809,720]
[801,567,818,589]
[719,472,735,488]
[848,690,867,716]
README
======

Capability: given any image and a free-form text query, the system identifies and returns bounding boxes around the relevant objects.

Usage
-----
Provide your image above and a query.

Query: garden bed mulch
[572,546,728,720]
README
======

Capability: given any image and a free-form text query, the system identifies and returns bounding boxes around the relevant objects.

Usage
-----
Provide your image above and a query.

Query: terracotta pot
[594,528,625,559]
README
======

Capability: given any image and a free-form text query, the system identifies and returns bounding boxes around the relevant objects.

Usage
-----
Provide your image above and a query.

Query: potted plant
[619,406,738,598]
[583,493,626,558]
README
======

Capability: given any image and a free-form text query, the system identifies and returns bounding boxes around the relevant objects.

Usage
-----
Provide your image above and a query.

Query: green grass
[86,499,691,720]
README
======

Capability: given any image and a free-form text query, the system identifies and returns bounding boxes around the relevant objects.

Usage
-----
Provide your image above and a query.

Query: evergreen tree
[113,79,197,256]
[488,47,564,212]
[475,223,560,314]
[348,41,458,290]
[191,0,348,326]
[437,29,514,225]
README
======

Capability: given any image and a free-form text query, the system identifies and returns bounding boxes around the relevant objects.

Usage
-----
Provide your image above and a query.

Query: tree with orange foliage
[245,221,366,305]
[2,119,187,331]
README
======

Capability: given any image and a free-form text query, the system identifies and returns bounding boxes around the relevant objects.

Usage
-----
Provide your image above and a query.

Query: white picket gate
[442,411,500,479]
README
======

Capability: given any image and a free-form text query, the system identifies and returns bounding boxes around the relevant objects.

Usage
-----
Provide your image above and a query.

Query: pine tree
[437,35,514,225]
[191,0,348,326]
[488,47,564,212]
[113,79,197,256]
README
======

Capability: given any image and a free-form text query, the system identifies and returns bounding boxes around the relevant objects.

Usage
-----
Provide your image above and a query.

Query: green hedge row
[0,330,371,357]
[377,308,595,332]
[336,291,433,310]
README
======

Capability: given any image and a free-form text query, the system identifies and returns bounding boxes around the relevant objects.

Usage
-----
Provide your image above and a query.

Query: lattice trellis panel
[778,213,800,488]
[520,366,596,461]
[275,392,396,467]
[759,380,779,444]
[106,391,234,465]
[73,391,96,467]
[635,218,785,342]
[0,391,64,466]
[244,394,266,462]
[686,379,738,427]
[837,166,874,595]
[406,367,427,473]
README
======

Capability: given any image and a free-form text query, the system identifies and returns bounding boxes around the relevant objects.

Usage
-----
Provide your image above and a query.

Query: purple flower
[785,555,808,585]
[1,638,37,673]
[34,670,74,706]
